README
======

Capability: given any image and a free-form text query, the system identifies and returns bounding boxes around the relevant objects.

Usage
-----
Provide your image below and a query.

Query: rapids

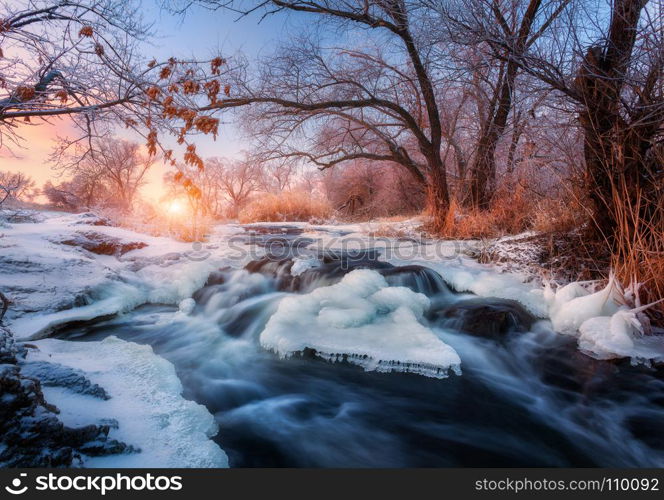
[52,226,664,467]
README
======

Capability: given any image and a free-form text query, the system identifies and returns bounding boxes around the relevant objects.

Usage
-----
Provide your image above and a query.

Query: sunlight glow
[166,199,186,216]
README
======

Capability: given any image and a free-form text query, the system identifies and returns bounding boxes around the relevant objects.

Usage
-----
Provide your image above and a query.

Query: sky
[0,1,291,202]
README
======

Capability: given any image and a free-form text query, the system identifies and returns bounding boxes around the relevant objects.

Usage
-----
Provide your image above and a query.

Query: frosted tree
[0,0,230,169]
[0,171,35,206]
[171,0,454,228]
[55,138,153,212]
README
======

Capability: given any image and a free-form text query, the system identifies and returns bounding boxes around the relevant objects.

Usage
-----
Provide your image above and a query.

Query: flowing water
[54,227,664,467]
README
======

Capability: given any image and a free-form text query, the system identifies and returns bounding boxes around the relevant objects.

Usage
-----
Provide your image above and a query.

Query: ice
[178,298,196,315]
[547,276,623,333]
[438,266,548,317]
[290,256,321,276]
[11,281,145,340]
[136,260,217,304]
[578,312,636,359]
[28,336,228,468]
[260,269,461,378]
[541,276,664,362]
[1,212,241,340]
[579,310,664,362]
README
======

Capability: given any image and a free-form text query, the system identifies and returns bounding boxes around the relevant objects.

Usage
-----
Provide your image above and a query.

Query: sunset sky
[0,2,290,202]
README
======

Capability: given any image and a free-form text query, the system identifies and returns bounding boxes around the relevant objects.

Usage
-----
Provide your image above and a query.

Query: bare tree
[43,169,112,210]
[166,156,261,218]
[207,157,261,217]
[179,0,453,227]
[324,159,424,217]
[52,138,152,212]
[256,158,296,193]
[573,0,662,239]
[0,171,36,207]
[437,0,572,208]
[1,0,230,170]
[43,180,81,210]
[478,0,663,240]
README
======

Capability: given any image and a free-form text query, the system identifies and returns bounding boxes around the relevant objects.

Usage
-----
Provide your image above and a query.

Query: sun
[167,199,186,215]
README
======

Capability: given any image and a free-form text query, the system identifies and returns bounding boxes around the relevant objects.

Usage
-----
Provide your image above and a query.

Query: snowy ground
[1,211,240,340]
[1,210,663,467]
[27,337,228,467]
[1,211,239,467]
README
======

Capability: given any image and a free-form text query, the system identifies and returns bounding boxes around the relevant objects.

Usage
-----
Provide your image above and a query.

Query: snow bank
[544,278,664,363]
[545,278,622,333]
[260,269,461,378]
[578,310,664,362]
[1,212,235,339]
[28,336,228,468]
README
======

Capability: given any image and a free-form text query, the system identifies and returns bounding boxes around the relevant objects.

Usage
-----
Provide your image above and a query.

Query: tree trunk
[426,157,450,231]
[467,0,544,210]
[574,0,651,241]
[469,133,498,209]
[505,111,526,185]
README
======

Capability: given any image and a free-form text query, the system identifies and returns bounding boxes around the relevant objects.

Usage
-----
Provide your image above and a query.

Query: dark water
[54,235,664,467]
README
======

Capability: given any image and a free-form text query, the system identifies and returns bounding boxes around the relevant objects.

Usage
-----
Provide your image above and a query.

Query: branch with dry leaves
[0,0,234,173]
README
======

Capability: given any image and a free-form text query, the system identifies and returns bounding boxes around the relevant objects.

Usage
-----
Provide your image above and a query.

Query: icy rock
[379,265,451,296]
[69,212,113,226]
[436,264,548,318]
[246,253,450,297]
[21,361,110,399]
[58,230,147,256]
[0,249,113,326]
[430,297,536,339]
[0,324,17,364]
[0,326,130,467]
[291,256,321,276]
[29,336,229,467]
[260,269,461,378]
[203,269,230,287]
[245,257,296,290]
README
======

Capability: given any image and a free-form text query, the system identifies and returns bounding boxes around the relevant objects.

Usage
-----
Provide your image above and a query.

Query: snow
[1,212,243,340]
[578,310,664,362]
[27,336,228,468]
[260,269,461,378]
[546,276,623,333]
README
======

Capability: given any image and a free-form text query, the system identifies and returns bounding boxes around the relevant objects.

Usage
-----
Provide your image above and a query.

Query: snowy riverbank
[1,210,663,467]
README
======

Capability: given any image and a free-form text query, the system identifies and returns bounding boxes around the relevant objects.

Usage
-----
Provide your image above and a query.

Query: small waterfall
[379,265,452,296]
[244,252,451,297]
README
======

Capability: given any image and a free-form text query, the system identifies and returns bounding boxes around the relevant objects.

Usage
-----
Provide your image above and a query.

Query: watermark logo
[184,241,211,261]
[5,473,28,495]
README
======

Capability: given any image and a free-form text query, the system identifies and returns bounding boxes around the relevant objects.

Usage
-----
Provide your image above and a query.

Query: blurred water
[55,230,664,467]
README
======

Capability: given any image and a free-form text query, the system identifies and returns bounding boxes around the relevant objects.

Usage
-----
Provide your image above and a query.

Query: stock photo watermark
[180,229,482,266]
